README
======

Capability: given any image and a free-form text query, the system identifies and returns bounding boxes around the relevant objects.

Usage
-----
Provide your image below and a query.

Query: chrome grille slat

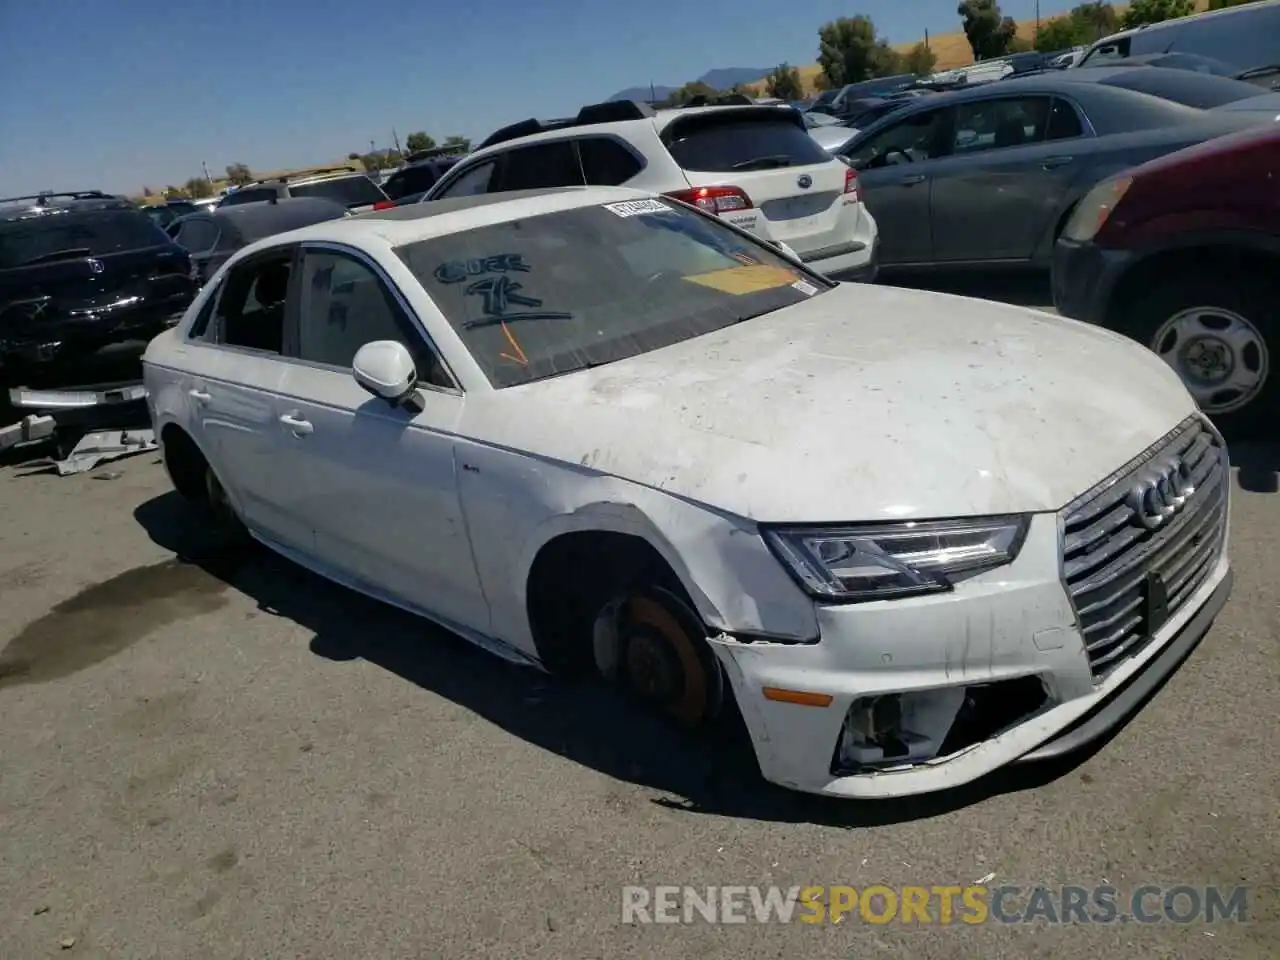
[1060,418,1228,680]
[1067,470,1223,594]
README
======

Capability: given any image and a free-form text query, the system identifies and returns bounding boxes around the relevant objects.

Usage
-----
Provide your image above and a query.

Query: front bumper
[1051,237,1134,323]
[710,512,1231,799]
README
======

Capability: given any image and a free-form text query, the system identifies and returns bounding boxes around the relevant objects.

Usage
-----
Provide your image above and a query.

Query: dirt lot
[1,376,1278,957]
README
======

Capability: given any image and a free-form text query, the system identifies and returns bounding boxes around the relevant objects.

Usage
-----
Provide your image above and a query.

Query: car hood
[809,125,857,151]
[476,284,1197,523]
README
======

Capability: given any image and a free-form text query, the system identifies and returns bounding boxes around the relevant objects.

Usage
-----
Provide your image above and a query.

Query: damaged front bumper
[709,513,1232,799]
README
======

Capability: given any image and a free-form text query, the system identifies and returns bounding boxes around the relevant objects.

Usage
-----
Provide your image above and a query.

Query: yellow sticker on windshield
[682,264,800,295]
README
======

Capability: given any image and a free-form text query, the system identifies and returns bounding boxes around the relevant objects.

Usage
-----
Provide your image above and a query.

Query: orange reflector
[762,687,833,707]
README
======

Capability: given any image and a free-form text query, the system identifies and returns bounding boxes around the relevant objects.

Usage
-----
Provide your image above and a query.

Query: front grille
[1061,417,1228,680]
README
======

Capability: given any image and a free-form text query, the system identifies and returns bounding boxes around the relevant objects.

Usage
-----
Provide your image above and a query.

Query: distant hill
[607,66,773,102]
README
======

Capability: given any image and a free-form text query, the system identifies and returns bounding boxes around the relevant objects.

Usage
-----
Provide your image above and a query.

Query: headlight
[762,516,1029,602]
[1061,176,1132,243]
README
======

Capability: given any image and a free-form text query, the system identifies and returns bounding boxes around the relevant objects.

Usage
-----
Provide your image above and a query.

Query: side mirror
[353,340,418,405]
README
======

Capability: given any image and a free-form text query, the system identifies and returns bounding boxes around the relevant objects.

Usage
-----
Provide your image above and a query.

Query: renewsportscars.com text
[621,884,1249,926]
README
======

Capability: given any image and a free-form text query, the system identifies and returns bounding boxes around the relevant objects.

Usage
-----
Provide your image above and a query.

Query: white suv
[418,98,879,281]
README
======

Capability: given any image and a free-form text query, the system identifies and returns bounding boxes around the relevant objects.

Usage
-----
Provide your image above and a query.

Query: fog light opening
[831,676,1051,775]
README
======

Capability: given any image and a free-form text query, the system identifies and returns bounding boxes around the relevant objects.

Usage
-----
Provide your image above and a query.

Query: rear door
[660,107,863,258]
[929,95,1085,263]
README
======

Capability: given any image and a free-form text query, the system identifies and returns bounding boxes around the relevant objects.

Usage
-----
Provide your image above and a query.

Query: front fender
[454,440,820,658]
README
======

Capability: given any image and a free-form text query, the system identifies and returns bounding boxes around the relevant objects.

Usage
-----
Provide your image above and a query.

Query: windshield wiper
[730,154,794,171]
[17,248,94,267]
[1236,63,1280,81]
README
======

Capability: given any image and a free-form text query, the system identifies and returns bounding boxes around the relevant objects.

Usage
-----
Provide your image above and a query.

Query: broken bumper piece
[709,513,1232,799]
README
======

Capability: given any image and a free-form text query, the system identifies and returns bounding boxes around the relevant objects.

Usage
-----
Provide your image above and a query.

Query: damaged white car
[143,185,1233,799]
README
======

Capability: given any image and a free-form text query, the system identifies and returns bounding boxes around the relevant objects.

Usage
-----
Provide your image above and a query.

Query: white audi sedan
[143,185,1232,799]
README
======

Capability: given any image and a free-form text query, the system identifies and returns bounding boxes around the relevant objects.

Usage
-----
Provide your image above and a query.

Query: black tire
[1115,272,1276,440]
[162,433,249,545]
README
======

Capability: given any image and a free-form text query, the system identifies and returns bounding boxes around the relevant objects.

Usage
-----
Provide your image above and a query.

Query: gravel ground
[1,280,1277,959]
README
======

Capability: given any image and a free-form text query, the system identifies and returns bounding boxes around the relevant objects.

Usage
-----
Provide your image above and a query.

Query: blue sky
[0,0,1072,196]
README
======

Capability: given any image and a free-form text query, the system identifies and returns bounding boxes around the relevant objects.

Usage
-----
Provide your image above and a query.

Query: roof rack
[264,165,362,184]
[476,99,656,150]
[0,190,114,205]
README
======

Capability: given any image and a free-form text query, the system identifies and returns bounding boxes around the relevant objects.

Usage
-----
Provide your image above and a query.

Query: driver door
[275,243,491,634]
[841,106,953,266]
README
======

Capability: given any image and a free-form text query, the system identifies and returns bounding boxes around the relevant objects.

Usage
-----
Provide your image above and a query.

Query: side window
[435,161,495,199]
[174,217,219,254]
[952,97,1052,155]
[187,282,221,340]
[844,108,950,169]
[212,250,293,354]
[1172,6,1280,69]
[490,140,583,192]
[295,250,453,388]
[578,137,643,186]
[222,188,275,206]
[1046,98,1085,142]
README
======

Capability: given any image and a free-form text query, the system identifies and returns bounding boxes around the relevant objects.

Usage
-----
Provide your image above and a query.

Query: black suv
[381,156,462,202]
[0,191,197,386]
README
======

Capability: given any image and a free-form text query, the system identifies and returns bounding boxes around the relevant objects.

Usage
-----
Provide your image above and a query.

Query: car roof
[0,192,135,221]
[1087,0,1279,47]
[241,167,369,190]
[232,185,654,254]
[461,102,802,164]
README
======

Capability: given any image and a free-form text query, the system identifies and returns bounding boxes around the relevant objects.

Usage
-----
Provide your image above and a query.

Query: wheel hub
[1179,335,1233,386]
[1151,306,1269,415]
[623,627,683,704]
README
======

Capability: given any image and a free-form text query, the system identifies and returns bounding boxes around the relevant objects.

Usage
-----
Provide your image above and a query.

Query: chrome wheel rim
[1151,306,1268,415]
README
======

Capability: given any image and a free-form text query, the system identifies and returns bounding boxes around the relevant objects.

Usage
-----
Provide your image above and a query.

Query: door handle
[279,412,314,436]
[1041,156,1074,170]
[189,388,211,403]
[898,174,927,186]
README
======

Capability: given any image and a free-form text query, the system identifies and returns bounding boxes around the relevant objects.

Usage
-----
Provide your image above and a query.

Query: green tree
[901,42,938,76]
[1035,16,1084,51]
[404,131,435,153]
[442,135,471,152]
[1071,2,1119,40]
[659,80,718,107]
[958,0,1019,60]
[184,177,212,199]
[163,185,187,200]
[817,16,900,88]
[224,162,252,186]
[1121,0,1194,29]
[765,62,804,100]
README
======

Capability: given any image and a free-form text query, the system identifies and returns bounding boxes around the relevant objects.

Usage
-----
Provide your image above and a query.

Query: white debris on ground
[54,429,157,476]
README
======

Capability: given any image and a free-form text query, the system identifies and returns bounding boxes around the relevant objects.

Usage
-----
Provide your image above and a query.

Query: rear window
[383,164,443,200]
[219,188,275,207]
[663,112,832,173]
[1100,67,1265,108]
[0,209,170,269]
[395,200,828,388]
[290,175,386,208]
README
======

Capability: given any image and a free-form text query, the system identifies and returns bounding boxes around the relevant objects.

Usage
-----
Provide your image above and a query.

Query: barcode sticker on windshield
[603,199,674,217]
[792,280,819,296]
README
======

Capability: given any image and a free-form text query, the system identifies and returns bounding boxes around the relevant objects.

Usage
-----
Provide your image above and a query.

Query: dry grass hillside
[749,0,1214,95]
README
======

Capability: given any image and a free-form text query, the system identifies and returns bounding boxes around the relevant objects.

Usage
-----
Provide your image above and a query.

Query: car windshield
[0,209,170,269]
[290,175,386,208]
[395,199,829,388]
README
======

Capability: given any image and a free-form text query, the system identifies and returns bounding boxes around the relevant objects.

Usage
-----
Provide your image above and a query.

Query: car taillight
[664,185,753,214]
[372,199,395,210]
[843,166,860,201]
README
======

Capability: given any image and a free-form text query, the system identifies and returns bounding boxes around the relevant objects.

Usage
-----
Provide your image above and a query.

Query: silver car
[836,66,1273,271]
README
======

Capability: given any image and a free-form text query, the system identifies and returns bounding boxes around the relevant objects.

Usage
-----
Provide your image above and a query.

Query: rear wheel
[162,428,249,543]
[1116,273,1275,439]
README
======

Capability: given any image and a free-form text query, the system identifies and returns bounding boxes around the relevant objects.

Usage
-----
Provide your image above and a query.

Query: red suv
[1052,123,1279,437]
